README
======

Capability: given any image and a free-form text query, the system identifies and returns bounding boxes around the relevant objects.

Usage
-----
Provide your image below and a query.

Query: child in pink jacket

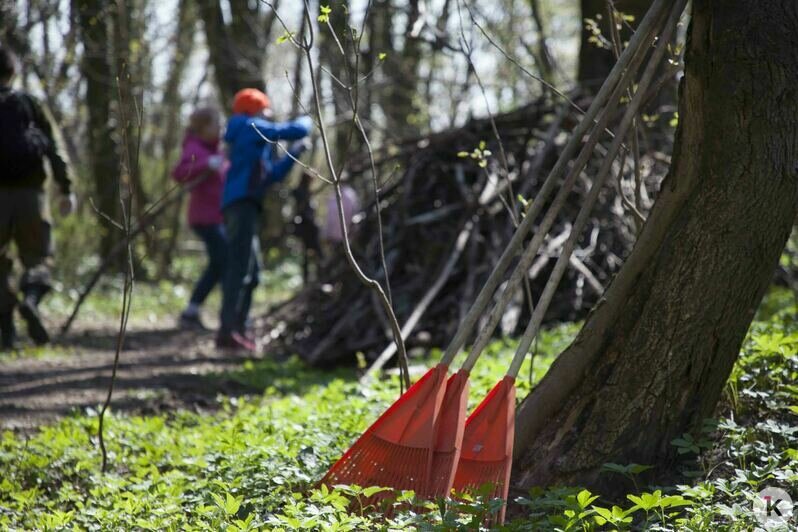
[172,107,228,329]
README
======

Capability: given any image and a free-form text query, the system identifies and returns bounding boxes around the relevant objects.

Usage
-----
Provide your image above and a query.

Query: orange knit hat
[232,88,271,116]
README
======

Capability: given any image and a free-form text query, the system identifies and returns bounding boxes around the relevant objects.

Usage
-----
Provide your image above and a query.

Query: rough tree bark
[514,0,798,491]
[578,0,651,89]
[74,0,122,260]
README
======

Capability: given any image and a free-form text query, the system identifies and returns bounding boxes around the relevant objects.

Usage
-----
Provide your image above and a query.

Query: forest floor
[0,274,795,530]
[0,323,255,431]
[0,268,300,431]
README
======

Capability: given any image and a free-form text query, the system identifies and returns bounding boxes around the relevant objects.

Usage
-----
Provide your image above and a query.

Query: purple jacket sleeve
[172,140,212,183]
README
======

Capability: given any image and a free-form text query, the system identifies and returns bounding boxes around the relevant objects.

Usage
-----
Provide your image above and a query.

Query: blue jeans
[220,200,261,333]
[189,224,227,306]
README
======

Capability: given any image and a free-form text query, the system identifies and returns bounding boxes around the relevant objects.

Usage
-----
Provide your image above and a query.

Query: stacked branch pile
[265,95,672,367]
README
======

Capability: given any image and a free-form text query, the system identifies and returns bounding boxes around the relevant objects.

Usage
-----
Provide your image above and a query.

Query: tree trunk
[74,0,122,261]
[528,0,556,85]
[578,0,651,90]
[515,0,798,492]
[318,0,352,167]
[383,0,423,138]
[0,2,25,54]
[113,0,150,225]
[197,0,279,105]
[156,0,197,278]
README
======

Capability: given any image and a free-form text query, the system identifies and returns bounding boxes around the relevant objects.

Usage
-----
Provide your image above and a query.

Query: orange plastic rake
[319,0,678,511]
[452,376,516,523]
[319,363,449,507]
[449,0,684,521]
[427,368,469,497]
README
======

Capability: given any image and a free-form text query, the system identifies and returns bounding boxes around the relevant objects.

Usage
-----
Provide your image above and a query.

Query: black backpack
[0,90,51,180]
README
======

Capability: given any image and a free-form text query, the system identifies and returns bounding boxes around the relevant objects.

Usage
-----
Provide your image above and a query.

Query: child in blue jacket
[217,88,312,351]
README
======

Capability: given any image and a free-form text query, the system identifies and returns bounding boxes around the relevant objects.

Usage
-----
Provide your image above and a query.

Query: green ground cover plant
[0,290,795,530]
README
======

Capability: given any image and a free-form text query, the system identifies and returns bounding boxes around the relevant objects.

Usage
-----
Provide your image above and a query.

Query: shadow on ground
[0,325,260,431]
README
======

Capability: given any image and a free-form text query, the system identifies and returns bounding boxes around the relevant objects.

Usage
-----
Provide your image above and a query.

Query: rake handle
[439,0,672,368]
[459,22,659,373]
[506,0,687,378]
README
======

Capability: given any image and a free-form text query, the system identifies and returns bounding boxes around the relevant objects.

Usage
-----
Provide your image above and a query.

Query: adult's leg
[188,224,228,307]
[14,189,51,345]
[0,190,15,348]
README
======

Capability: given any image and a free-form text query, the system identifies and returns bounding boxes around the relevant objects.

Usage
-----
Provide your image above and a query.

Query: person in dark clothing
[0,46,75,349]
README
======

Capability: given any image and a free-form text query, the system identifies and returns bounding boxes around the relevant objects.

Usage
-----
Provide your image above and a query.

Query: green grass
[0,291,795,530]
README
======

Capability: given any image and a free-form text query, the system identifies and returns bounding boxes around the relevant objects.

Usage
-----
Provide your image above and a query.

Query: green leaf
[224,493,241,515]
[593,506,613,521]
[362,486,390,498]
[276,31,294,44]
[318,5,331,23]
[576,489,598,509]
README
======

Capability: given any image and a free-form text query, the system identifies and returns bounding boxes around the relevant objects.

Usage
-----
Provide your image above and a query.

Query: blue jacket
[222,114,312,208]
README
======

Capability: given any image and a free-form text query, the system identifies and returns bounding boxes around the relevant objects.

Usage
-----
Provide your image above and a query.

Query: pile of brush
[262,94,672,367]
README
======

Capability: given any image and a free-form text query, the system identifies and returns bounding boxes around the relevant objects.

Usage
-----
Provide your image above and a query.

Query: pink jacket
[172,134,227,226]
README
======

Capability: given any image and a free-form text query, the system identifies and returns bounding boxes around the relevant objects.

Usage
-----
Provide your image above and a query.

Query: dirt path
[0,324,257,431]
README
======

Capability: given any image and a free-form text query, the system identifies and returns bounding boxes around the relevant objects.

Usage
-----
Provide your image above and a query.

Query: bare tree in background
[318,0,353,166]
[113,0,151,222]
[197,0,281,105]
[74,0,122,261]
[155,0,198,275]
[376,0,424,138]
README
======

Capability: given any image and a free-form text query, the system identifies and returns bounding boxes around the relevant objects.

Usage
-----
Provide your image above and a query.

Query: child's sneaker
[216,331,257,353]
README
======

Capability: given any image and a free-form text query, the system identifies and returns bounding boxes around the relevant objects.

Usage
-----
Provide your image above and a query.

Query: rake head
[453,375,516,524]
[319,363,449,510]
[425,369,470,499]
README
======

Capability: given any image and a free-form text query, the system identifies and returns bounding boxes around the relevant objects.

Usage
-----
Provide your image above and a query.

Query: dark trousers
[0,188,52,314]
[220,200,261,333]
[189,223,227,306]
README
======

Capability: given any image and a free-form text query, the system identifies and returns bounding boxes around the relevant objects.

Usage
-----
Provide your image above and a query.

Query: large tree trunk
[515,0,798,492]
